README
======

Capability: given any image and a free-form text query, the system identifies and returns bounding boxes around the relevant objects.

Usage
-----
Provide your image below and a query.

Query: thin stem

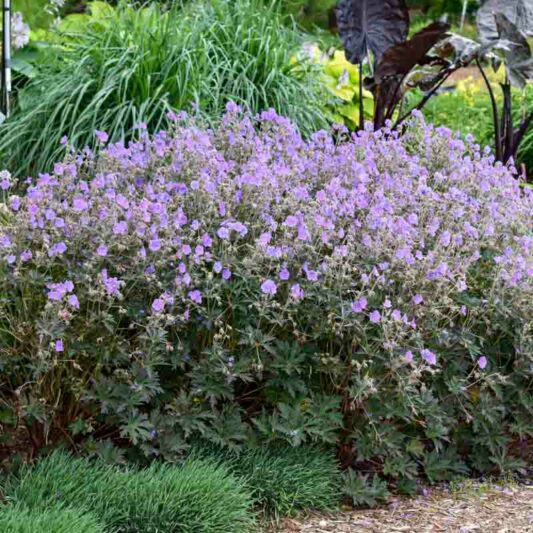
[460,0,468,30]
[393,71,452,129]
[358,62,364,131]
[513,109,533,159]
[476,58,502,161]
[501,80,513,162]
[384,74,408,122]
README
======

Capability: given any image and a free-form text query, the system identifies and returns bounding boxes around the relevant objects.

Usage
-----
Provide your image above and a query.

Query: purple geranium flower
[72,197,89,212]
[68,294,80,309]
[369,310,381,323]
[152,298,165,313]
[149,238,161,252]
[217,227,230,240]
[391,309,402,321]
[261,279,277,295]
[188,290,203,304]
[113,221,128,235]
[351,298,368,313]
[279,268,290,281]
[283,215,299,228]
[421,349,437,366]
[95,130,109,143]
[20,250,32,262]
[290,283,304,300]
[101,269,123,296]
[413,294,424,305]
[48,242,67,257]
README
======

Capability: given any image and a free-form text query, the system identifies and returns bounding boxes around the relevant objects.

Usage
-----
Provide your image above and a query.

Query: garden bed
[282,482,533,532]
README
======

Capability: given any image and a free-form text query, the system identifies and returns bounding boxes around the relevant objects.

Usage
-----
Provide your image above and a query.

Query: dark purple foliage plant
[336,0,455,130]
[336,0,533,167]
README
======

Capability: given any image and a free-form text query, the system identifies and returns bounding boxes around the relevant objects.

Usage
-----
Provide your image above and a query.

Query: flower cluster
[0,106,531,468]
[11,12,30,50]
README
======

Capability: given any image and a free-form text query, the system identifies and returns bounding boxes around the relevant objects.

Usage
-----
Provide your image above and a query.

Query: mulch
[280,482,533,533]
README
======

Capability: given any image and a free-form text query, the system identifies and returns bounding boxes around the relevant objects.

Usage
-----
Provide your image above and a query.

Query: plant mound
[191,443,341,516]
[0,506,105,533]
[0,107,532,484]
[3,452,254,533]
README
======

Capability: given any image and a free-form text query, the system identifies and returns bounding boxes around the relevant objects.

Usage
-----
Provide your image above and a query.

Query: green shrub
[0,0,328,176]
[12,0,57,30]
[4,452,255,532]
[406,0,477,18]
[193,444,341,517]
[274,0,337,31]
[0,505,105,533]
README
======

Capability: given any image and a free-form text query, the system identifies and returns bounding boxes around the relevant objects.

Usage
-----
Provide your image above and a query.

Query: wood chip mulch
[281,482,533,533]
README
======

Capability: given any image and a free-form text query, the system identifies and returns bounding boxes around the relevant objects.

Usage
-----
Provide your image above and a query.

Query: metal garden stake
[1,0,11,118]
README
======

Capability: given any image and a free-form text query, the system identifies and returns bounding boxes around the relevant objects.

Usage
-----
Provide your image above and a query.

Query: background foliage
[0,0,329,176]
[422,76,533,174]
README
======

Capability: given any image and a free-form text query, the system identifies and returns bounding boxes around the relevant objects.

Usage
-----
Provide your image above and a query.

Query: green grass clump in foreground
[3,451,255,533]
[192,444,341,518]
[0,505,105,533]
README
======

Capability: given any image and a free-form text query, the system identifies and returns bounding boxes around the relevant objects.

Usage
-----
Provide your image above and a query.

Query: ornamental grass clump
[4,451,255,533]
[191,443,341,517]
[0,506,105,533]
[0,0,328,177]
[0,107,532,483]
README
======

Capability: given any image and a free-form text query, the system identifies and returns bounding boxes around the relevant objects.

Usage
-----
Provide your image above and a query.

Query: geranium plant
[0,107,531,482]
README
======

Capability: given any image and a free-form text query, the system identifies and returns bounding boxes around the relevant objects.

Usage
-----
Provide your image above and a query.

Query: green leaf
[343,470,390,507]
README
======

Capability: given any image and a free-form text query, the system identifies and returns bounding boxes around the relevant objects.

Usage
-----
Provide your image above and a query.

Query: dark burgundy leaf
[373,77,403,128]
[336,0,409,65]
[374,22,450,82]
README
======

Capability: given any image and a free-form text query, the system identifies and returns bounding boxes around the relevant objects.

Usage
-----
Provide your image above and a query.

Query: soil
[280,481,533,533]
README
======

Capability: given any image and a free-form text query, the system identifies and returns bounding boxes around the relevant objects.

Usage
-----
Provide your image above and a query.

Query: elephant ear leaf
[435,34,499,69]
[336,0,410,65]
[477,0,533,43]
[495,12,533,88]
[375,22,450,82]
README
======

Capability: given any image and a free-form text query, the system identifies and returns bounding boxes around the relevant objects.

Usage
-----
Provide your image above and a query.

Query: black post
[358,62,364,131]
[1,0,11,118]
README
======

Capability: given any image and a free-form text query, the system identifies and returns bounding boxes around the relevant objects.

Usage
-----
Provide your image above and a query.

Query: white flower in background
[0,170,13,190]
[12,12,30,50]
[336,68,349,90]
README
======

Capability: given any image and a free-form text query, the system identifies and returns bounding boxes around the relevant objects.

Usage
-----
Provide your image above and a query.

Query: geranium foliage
[0,107,532,482]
